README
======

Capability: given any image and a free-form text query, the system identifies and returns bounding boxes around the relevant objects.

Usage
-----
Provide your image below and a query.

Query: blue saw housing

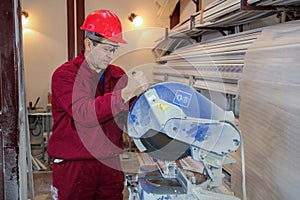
[127,82,240,159]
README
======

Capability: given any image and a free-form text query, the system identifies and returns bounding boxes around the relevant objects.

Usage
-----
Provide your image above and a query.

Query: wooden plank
[164,60,244,65]
[160,50,247,61]
[171,39,256,55]
[201,10,275,27]
[194,79,238,94]
[252,0,300,6]
[204,0,239,18]
[153,69,242,79]
[231,21,300,200]
[204,2,240,22]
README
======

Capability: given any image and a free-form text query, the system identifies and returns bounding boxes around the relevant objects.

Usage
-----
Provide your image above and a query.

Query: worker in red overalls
[47,9,139,200]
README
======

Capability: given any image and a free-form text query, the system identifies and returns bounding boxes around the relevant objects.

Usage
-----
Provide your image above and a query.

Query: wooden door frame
[67,0,85,61]
[0,0,22,199]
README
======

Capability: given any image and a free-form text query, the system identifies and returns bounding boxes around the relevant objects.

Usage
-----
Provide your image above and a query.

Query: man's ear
[84,38,93,52]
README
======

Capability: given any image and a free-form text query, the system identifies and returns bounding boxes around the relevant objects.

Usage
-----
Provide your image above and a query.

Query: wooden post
[67,0,75,60]
[76,0,85,55]
[0,0,25,199]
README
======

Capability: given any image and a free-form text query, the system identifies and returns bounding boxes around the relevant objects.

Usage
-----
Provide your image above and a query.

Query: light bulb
[133,16,143,27]
[22,11,29,25]
[22,15,29,25]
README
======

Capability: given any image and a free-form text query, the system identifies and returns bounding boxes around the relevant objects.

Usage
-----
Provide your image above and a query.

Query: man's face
[85,38,119,73]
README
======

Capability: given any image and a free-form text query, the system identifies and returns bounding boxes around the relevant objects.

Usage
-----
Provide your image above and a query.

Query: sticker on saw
[173,90,192,108]
[156,101,169,113]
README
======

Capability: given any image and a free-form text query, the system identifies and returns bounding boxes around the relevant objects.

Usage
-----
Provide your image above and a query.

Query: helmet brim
[106,36,127,44]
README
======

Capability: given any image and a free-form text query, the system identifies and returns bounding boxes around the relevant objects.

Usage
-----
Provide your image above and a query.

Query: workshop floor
[31,152,140,200]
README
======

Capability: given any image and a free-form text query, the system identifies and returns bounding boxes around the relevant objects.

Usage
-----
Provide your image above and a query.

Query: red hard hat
[80,10,127,44]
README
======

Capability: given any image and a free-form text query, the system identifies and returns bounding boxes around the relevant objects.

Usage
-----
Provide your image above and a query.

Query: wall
[21,0,212,108]
[21,0,169,108]
[21,0,67,109]
[180,0,196,23]
[179,0,216,23]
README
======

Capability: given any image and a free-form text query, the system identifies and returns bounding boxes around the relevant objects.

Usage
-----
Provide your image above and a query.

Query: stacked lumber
[153,28,262,94]
[194,0,275,27]
[248,0,300,6]
[231,20,300,200]
[169,0,299,35]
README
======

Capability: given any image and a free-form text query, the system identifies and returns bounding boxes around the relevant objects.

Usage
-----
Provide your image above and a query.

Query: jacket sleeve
[51,66,128,128]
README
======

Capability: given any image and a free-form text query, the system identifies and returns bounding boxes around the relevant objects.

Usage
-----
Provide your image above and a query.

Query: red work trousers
[51,157,125,200]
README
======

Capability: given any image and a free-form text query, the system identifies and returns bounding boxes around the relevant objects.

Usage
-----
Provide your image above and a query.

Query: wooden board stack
[231,20,300,200]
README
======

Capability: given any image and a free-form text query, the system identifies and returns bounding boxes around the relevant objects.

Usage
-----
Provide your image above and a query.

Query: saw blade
[139,129,190,161]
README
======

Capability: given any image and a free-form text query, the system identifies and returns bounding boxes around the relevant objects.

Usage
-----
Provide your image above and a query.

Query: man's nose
[106,51,114,59]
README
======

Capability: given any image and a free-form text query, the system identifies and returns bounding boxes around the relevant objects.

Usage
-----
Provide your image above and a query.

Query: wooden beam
[192,0,198,12]
[0,0,22,198]
[67,0,75,60]
[76,0,85,55]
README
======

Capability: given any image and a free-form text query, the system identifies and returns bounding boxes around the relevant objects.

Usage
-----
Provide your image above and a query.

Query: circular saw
[127,82,240,162]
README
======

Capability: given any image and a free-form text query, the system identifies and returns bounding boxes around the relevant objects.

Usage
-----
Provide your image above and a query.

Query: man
[47,10,138,200]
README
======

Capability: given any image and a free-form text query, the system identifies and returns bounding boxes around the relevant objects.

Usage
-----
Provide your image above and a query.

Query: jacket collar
[75,51,101,80]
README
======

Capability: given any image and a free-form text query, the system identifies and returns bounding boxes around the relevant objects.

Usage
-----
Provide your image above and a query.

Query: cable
[240,130,247,200]
[219,120,247,200]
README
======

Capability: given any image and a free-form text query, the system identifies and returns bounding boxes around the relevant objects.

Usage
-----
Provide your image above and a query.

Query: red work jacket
[47,51,129,160]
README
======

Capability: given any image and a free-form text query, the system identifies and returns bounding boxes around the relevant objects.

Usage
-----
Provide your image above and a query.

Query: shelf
[244,0,300,10]
[152,28,261,94]
[151,0,300,94]
[164,0,300,38]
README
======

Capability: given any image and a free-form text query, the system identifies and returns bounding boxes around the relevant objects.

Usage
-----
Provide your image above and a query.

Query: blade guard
[127,82,240,156]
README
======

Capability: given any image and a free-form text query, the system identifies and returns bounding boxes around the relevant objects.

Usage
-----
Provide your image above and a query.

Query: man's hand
[122,70,149,102]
